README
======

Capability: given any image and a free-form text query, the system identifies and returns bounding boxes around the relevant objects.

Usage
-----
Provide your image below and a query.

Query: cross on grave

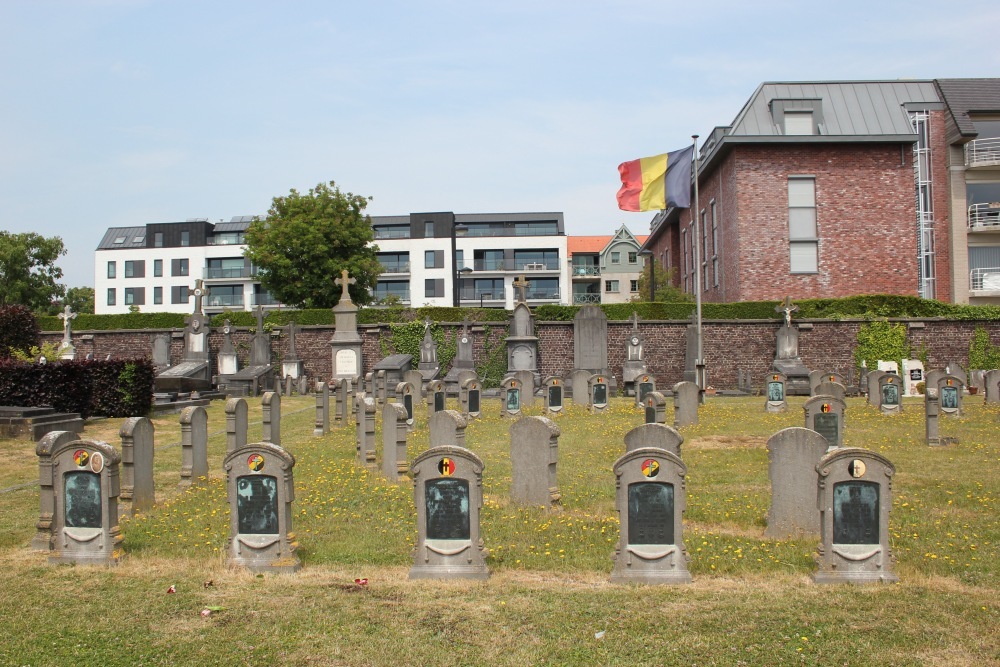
[776,295,798,327]
[58,305,77,342]
[254,304,265,333]
[513,275,530,304]
[424,318,432,333]
[335,269,356,305]
[630,311,640,331]
[191,279,206,314]
[284,321,300,358]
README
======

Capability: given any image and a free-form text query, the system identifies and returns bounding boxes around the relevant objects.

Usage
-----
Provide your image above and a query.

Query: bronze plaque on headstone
[548,385,562,408]
[404,394,414,421]
[64,471,102,529]
[237,474,279,534]
[768,381,784,402]
[593,383,608,406]
[627,482,674,545]
[814,413,839,448]
[833,481,879,545]
[941,386,958,410]
[638,382,654,403]
[469,390,481,414]
[425,478,470,540]
[645,405,656,424]
[506,388,520,412]
[881,383,899,406]
[434,391,445,413]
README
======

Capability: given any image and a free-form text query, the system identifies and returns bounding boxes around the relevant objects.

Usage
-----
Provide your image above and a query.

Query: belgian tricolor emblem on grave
[74,449,89,467]
[438,458,456,476]
[641,459,660,478]
[248,454,265,472]
[822,403,831,413]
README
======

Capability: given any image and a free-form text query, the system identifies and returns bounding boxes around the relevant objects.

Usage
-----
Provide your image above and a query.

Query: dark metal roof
[96,226,146,250]
[213,221,253,232]
[935,78,1000,138]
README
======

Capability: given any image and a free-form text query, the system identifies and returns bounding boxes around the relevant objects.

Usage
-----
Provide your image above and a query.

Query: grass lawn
[0,394,997,666]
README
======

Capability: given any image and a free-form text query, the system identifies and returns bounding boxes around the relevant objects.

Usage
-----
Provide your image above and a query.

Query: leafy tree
[65,286,95,315]
[0,232,66,311]
[244,181,382,308]
[632,258,691,303]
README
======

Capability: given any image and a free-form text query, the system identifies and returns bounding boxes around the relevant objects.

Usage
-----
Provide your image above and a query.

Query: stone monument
[771,296,810,395]
[154,279,212,392]
[509,416,561,508]
[330,270,364,380]
[764,427,828,538]
[543,376,564,414]
[225,306,274,396]
[58,305,77,360]
[803,395,846,449]
[443,318,477,392]
[622,312,649,395]
[417,319,440,380]
[506,291,540,385]
[765,372,788,413]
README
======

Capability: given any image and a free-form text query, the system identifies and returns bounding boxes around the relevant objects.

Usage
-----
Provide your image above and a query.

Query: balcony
[206,294,245,308]
[968,203,1000,231]
[524,290,561,301]
[459,290,505,306]
[970,267,1000,296]
[374,290,410,305]
[965,138,1000,168]
[516,260,559,271]
[204,266,256,279]
[251,293,282,307]
[571,265,601,278]
[573,293,601,305]
[378,262,410,274]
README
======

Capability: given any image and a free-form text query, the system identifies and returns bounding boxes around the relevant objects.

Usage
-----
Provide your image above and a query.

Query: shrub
[0,305,41,358]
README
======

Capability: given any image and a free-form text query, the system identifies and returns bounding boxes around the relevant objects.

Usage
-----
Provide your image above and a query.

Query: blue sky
[2,0,998,289]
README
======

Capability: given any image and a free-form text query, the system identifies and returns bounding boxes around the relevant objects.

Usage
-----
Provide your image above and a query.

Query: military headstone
[765,372,788,413]
[460,376,482,419]
[803,395,846,449]
[382,402,409,483]
[569,368,593,404]
[261,391,281,446]
[428,410,468,449]
[403,369,426,397]
[866,370,887,409]
[643,391,668,425]
[226,397,249,454]
[357,395,377,467]
[878,374,902,415]
[514,369,536,408]
[764,427,829,538]
[814,380,847,403]
[179,406,208,488]
[623,422,682,457]
[984,369,1000,403]
[610,447,691,584]
[588,373,610,414]
[408,446,489,580]
[501,377,522,418]
[223,441,300,573]
[394,381,417,429]
[925,387,941,446]
[937,374,964,416]
[119,417,155,515]
[672,381,700,428]
[543,376,564,414]
[314,381,330,436]
[634,373,656,408]
[813,448,898,584]
[426,379,446,417]
[509,416,561,507]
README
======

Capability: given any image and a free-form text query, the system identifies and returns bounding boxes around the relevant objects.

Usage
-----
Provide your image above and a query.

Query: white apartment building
[95,212,570,314]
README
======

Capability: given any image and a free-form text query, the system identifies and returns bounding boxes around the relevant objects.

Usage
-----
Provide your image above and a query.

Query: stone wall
[41,318,1000,391]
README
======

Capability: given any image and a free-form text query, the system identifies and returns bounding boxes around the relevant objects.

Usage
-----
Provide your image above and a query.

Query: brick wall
[41,319,1000,390]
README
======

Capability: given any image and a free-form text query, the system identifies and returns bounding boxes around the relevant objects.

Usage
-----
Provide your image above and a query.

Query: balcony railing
[515,260,560,271]
[379,262,410,274]
[968,203,1000,230]
[573,293,601,305]
[571,265,601,277]
[965,138,1000,168]
[459,290,504,303]
[206,294,245,307]
[970,267,1000,292]
[251,294,282,306]
[204,266,255,279]
[374,290,410,303]
[525,290,561,301]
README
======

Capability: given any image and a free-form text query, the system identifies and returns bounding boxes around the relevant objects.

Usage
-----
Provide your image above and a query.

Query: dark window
[107,288,116,306]
[171,286,189,304]
[425,279,444,298]
[424,221,435,238]
[154,232,163,248]
[171,258,189,277]
[124,287,145,306]
[124,260,144,278]
[153,259,162,277]
[107,261,116,279]
[180,231,190,247]
[153,286,162,305]
[425,250,444,269]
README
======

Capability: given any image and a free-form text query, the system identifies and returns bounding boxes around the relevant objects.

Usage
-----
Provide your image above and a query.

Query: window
[171,286,189,304]
[107,261,116,279]
[681,228,688,293]
[788,177,818,273]
[784,111,814,135]
[605,280,620,293]
[701,209,709,292]
[180,230,190,247]
[124,287,144,306]
[525,277,559,300]
[154,233,163,248]
[514,249,558,270]
[711,200,719,288]
[425,278,444,298]
[424,221,435,238]
[124,260,144,278]
[153,286,163,305]
[373,225,410,239]
[425,250,443,269]
[207,285,243,308]
[153,259,163,277]
[475,249,505,271]
[628,251,637,264]
[377,252,409,273]
[630,280,639,293]
[171,258,189,276]
[610,251,621,264]
[107,288,116,306]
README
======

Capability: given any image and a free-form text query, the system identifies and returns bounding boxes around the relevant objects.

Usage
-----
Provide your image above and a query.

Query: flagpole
[691,135,704,391]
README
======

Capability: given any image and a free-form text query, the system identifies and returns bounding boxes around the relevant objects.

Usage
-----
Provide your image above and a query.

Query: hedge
[0,358,154,418]
[1,305,41,357]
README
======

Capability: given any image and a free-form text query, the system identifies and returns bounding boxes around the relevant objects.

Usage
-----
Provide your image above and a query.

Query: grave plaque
[543,376,564,414]
[937,374,964,416]
[610,447,691,584]
[588,374,609,414]
[501,377,522,418]
[814,448,897,584]
[878,375,902,415]
[765,372,787,413]
[409,446,488,580]
[48,439,123,565]
[224,442,300,573]
[460,377,481,418]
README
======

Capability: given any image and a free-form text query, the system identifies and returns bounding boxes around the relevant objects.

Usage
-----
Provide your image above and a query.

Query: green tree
[0,231,66,311]
[244,181,381,308]
[632,258,691,303]
[64,286,95,314]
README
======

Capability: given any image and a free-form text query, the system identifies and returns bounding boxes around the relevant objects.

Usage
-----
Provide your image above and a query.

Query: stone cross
[58,305,77,345]
[776,296,798,327]
[191,279,205,314]
[512,275,530,304]
[254,304,265,332]
[335,269,356,305]
[424,318,432,333]
[284,321,300,358]
[631,311,640,332]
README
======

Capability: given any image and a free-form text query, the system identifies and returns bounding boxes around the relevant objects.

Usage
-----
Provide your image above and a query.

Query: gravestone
[623,312,649,395]
[569,369,593,404]
[261,391,281,446]
[573,306,615,392]
[408,446,489,580]
[610,447,691,584]
[151,333,172,372]
[813,448,898,584]
[382,402,409,483]
[443,319,476,391]
[771,297,810,395]
[217,319,239,380]
[33,431,78,551]
[623,423,682,458]
[330,269,364,380]
[223,441,300,573]
[803,395,846,449]
[634,373,656,408]
[376,370,388,405]
[48,439,123,565]
[417,319,440,380]
[764,427,829,538]
[877,360,899,377]
[808,370,825,395]
[672,381,700,428]
[501,377,522,418]
[227,306,274,396]
[923,369,945,396]
[428,410,468,449]
[119,417,155,515]
[314,381,330,436]
[588,373,610,414]
[357,396,377,467]
[866,370,887,409]
[179,406,208,488]
[509,416,561,507]
[901,359,925,397]
[154,279,212,392]
[403,370,426,398]
[506,302,540,382]
[925,387,941,446]
[58,304,77,360]
[643,391,668,425]
[374,354,413,399]
[394,381,417,428]
[280,321,304,381]
[460,376,482,419]
[364,372,375,396]
[984,369,1000,403]
[514,370,536,408]
[329,378,346,426]
[878,374,903,415]
[226,397,249,454]
[426,379,446,417]
[764,372,788,413]
[815,380,847,403]
[543,376,564,414]
[937,374,964,416]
